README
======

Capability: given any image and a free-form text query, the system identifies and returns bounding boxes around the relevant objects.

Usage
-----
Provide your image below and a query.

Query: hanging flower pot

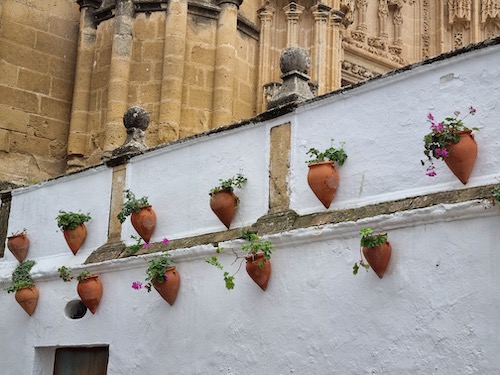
[5,260,38,316]
[63,224,87,255]
[118,190,156,243]
[354,228,392,279]
[305,143,347,209]
[15,286,39,316]
[7,230,30,262]
[307,161,339,209]
[210,190,238,229]
[77,274,103,314]
[209,173,247,229]
[246,253,272,291]
[422,107,479,184]
[56,210,91,255]
[131,206,156,243]
[362,242,392,279]
[133,253,180,305]
[444,130,478,185]
[152,266,180,306]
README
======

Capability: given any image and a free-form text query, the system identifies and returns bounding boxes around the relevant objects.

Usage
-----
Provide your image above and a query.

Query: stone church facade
[0,0,499,186]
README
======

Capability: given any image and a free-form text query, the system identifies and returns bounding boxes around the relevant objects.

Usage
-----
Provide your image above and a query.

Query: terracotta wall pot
[307,161,339,209]
[15,286,39,316]
[245,253,271,291]
[131,206,156,243]
[362,242,392,279]
[210,189,238,229]
[7,234,30,262]
[77,275,103,314]
[444,130,478,185]
[63,224,87,255]
[152,266,180,306]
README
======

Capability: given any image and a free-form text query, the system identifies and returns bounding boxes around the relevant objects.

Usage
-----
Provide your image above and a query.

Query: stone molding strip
[84,184,497,263]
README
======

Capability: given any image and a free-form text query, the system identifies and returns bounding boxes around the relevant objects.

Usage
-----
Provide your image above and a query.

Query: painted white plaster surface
[1,43,500,374]
[123,124,270,243]
[1,167,112,270]
[291,44,500,214]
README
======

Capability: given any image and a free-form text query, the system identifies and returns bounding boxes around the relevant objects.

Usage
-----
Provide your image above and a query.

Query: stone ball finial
[123,106,150,131]
[279,47,311,75]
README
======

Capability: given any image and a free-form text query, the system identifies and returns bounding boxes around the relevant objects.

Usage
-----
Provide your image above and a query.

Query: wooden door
[53,346,109,375]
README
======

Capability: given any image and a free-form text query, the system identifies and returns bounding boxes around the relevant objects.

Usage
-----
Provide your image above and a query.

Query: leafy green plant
[5,260,36,293]
[306,140,348,165]
[353,228,388,275]
[132,253,174,292]
[209,173,247,196]
[118,189,150,224]
[56,210,91,231]
[58,266,94,282]
[206,230,275,290]
[124,235,144,255]
[422,107,479,177]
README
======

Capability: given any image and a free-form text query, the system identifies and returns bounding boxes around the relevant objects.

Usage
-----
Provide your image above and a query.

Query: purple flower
[132,281,143,290]
[164,274,169,282]
[435,122,444,131]
[162,237,170,244]
[426,165,436,177]
[441,149,449,157]
[433,148,442,157]
[469,106,476,115]
[427,113,434,121]
[142,243,148,249]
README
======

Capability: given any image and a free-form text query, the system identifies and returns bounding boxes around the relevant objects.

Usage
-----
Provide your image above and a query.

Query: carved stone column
[211,0,242,127]
[67,0,100,172]
[283,2,305,47]
[311,3,331,95]
[329,9,344,91]
[103,0,135,158]
[158,0,188,142]
[257,3,275,113]
[378,0,389,40]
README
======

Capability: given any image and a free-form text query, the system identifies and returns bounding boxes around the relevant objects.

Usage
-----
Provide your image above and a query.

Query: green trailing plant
[306,140,348,165]
[5,260,36,293]
[205,230,275,290]
[58,266,94,282]
[353,228,388,275]
[118,189,150,224]
[124,235,144,255]
[209,173,247,196]
[132,253,174,292]
[56,210,91,231]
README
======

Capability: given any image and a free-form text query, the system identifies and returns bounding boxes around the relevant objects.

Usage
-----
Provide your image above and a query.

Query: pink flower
[469,106,476,115]
[426,165,436,177]
[162,237,170,244]
[427,113,434,121]
[132,281,143,290]
[441,149,449,157]
[433,148,442,157]
[435,122,444,131]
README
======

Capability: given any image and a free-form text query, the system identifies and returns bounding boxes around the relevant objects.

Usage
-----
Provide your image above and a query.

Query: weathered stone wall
[0,0,80,184]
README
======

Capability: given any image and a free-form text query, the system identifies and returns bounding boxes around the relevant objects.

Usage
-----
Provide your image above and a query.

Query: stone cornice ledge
[85,183,497,264]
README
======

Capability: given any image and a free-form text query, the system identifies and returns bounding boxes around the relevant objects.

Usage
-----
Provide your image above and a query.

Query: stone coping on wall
[84,183,498,264]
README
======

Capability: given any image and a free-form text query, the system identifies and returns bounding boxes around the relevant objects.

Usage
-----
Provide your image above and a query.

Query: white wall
[1,41,500,374]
